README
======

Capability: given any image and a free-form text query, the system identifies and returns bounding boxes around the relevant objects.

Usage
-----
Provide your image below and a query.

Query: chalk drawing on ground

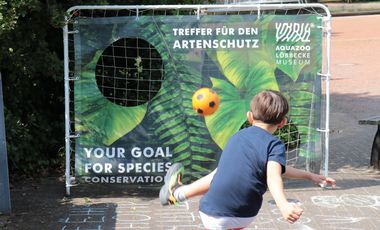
[267,199,314,230]
[316,215,367,225]
[59,204,112,230]
[311,194,380,210]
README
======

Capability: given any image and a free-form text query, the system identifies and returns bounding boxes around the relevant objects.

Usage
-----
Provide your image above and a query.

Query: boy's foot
[159,163,184,205]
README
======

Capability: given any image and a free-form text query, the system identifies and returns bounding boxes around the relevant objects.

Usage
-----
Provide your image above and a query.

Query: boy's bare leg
[159,163,216,205]
[182,169,217,199]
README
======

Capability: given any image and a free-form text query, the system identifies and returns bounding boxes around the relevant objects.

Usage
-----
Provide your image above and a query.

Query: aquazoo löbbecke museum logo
[275,22,314,66]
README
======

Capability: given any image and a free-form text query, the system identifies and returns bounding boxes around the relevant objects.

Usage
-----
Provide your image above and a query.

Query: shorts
[199,211,255,230]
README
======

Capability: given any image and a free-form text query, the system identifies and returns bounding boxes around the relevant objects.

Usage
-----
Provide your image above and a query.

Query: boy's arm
[284,166,337,188]
[267,161,303,224]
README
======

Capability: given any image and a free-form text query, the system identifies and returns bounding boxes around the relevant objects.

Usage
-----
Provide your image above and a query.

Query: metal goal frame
[63,3,331,196]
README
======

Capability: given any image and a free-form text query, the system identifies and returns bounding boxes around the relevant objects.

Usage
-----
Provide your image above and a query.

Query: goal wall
[63,4,331,195]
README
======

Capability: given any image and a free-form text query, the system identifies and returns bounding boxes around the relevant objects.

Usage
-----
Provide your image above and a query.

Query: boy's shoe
[159,163,184,206]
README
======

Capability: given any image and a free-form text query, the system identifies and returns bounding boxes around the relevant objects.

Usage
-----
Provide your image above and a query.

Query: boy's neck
[252,122,277,134]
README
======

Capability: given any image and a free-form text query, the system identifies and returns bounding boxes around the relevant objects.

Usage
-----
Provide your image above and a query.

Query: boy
[159,90,336,229]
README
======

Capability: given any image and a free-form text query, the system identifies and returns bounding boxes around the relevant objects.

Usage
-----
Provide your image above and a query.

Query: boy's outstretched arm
[284,166,336,188]
[267,161,303,224]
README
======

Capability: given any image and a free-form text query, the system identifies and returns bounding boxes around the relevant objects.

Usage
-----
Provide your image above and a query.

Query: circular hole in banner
[95,38,164,107]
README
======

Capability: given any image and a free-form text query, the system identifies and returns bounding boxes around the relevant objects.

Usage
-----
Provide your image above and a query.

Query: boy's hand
[310,174,337,188]
[279,202,304,224]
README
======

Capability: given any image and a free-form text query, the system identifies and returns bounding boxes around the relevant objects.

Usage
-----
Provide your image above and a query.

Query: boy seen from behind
[160,90,336,229]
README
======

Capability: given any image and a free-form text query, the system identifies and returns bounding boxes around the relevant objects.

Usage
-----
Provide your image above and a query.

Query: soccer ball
[192,88,220,116]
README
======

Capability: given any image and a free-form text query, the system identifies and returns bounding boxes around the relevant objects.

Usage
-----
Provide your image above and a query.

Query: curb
[326,2,380,16]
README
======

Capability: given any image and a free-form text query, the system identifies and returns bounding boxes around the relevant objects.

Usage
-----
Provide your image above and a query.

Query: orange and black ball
[192,88,220,116]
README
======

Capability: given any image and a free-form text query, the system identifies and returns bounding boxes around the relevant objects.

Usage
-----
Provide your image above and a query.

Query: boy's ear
[277,117,288,129]
[247,111,254,124]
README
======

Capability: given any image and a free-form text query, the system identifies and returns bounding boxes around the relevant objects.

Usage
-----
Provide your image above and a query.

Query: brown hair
[250,90,289,125]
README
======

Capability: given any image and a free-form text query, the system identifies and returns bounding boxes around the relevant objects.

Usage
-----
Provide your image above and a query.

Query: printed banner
[73,14,323,184]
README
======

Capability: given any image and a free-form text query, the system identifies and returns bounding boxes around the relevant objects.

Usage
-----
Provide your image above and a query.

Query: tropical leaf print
[204,58,280,148]
[75,50,147,146]
[74,13,324,179]
[276,70,322,163]
[138,16,219,181]
[205,78,249,149]
[202,15,279,149]
[205,56,280,148]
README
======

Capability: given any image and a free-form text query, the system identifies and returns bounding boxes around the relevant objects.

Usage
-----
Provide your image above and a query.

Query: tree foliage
[0,0,213,176]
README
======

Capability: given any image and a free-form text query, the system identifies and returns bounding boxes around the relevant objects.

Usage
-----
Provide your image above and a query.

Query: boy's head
[248,90,289,126]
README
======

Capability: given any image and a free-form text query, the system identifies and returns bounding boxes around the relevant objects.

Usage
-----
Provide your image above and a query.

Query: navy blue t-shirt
[199,126,286,218]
